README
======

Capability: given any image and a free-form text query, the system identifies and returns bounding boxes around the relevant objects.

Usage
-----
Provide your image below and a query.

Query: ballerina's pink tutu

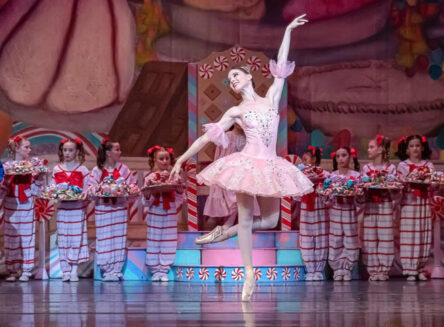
[198,110,313,197]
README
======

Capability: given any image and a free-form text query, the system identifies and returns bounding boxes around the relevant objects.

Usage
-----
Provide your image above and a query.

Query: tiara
[240,65,251,74]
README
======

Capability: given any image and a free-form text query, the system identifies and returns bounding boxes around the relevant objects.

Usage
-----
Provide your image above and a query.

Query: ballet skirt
[203,132,261,217]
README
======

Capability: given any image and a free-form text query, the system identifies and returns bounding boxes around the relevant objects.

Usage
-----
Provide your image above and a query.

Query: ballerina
[171,14,312,301]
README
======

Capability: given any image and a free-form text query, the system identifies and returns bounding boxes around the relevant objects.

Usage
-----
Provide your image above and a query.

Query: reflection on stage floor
[0,279,444,326]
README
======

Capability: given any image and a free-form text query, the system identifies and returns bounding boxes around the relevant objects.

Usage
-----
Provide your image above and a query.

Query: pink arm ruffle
[203,123,229,149]
[269,59,295,79]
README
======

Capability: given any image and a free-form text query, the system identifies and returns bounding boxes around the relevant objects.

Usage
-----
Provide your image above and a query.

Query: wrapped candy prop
[94,176,140,198]
[317,176,363,197]
[4,157,48,175]
[41,183,84,201]
[361,172,403,190]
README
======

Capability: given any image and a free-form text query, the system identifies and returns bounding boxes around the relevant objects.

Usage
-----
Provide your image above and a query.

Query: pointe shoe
[343,272,351,281]
[242,272,255,302]
[160,274,169,282]
[62,274,71,282]
[195,226,225,245]
[313,272,324,281]
[418,272,428,281]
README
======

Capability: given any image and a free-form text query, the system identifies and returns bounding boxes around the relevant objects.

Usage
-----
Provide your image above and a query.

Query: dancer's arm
[170,106,240,180]
[266,14,308,108]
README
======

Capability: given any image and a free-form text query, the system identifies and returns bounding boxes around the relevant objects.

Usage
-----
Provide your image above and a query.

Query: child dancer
[396,135,434,281]
[143,146,184,282]
[361,135,397,281]
[204,124,246,230]
[328,147,360,281]
[52,138,90,282]
[299,146,330,281]
[3,136,43,282]
[88,138,134,281]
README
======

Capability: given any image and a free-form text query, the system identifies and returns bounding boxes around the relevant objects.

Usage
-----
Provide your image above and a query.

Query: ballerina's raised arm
[266,13,307,109]
[170,106,241,180]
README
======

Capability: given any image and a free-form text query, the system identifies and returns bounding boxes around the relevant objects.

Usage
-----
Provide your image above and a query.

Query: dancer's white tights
[223,193,280,270]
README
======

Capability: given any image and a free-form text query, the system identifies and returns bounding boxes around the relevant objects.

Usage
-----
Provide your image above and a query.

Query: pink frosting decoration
[269,60,295,79]
[203,123,229,148]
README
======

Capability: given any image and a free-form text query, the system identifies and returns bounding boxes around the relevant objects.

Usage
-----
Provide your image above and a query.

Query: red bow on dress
[301,191,317,211]
[8,175,32,202]
[308,146,316,156]
[54,171,84,188]
[101,168,121,181]
[153,191,176,210]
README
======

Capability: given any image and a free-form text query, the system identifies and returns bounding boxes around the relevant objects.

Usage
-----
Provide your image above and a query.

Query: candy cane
[280,155,301,230]
[185,159,198,231]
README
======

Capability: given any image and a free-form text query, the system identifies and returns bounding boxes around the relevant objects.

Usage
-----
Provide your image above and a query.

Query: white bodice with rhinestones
[238,107,279,159]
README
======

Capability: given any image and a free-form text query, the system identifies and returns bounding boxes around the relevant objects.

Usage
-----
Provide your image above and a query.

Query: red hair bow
[166,147,174,154]
[350,148,358,158]
[330,152,336,159]
[319,147,323,154]
[74,138,83,145]
[60,138,68,144]
[421,136,427,143]
[101,136,110,145]
[13,136,22,147]
[398,136,406,144]
[308,145,316,155]
[376,134,384,146]
[147,145,161,155]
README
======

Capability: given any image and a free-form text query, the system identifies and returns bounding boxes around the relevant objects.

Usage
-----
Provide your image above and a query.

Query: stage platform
[0,279,443,326]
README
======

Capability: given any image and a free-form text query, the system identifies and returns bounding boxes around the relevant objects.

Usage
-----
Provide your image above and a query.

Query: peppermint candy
[215,267,226,281]
[266,267,277,280]
[34,198,54,222]
[254,268,262,281]
[282,267,291,281]
[213,56,229,72]
[186,267,195,280]
[176,267,183,280]
[231,267,244,281]
[247,56,261,71]
[199,64,214,79]
[261,63,271,78]
[230,47,246,63]
[198,267,209,280]
[293,267,301,280]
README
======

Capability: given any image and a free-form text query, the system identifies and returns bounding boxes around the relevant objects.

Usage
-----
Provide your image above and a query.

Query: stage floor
[1,279,444,326]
